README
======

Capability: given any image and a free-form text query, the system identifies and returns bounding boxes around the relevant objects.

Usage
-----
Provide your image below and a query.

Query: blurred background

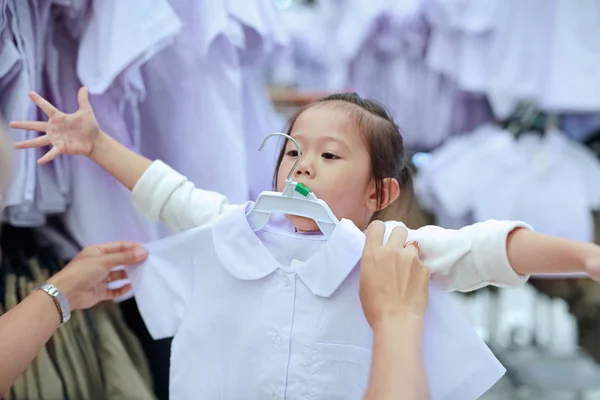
[1,0,600,399]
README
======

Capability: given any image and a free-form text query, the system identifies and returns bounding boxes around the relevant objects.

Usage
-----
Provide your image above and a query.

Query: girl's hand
[359,221,429,329]
[10,87,101,164]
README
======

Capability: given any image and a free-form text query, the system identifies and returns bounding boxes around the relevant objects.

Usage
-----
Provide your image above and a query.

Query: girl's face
[276,104,378,232]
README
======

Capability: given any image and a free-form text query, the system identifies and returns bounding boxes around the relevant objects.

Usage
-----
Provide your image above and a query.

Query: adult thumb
[98,247,148,270]
[587,259,600,282]
[77,86,91,109]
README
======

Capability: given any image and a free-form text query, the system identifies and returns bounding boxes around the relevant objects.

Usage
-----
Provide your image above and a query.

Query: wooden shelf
[269,88,335,107]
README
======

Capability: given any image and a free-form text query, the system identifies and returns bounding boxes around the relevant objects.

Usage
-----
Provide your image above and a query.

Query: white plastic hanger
[246,132,340,237]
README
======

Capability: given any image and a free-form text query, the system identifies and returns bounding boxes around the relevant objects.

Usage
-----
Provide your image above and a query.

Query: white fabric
[484,0,552,118]
[539,0,600,113]
[132,160,529,292]
[48,1,181,302]
[415,126,600,242]
[1,0,43,226]
[229,0,289,199]
[241,67,285,199]
[128,203,505,400]
[425,0,600,116]
[77,0,182,95]
[77,0,182,150]
[61,0,181,249]
[271,0,351,91]
[137,0,248,212]
[340,0,485,150]
[415,124,513,227]
[424,0,499,93]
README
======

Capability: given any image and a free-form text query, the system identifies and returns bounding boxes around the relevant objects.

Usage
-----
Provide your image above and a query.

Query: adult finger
[13,135,51,149]
[29,91,58,117]
[90,241,144,254]
[77,87,91,109]
[385,225,409,250]
[103,284,132,301]
[97,248,148,270]
[78,241,143,258]
[9,121,48,133]
[402,241,420,257]
[364,220,386,250]
[37,146,61,164]
[106,269,128,283]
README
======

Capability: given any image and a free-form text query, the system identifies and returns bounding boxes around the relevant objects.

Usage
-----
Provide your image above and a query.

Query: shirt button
[275,332,283,345]
[280,274,292,286]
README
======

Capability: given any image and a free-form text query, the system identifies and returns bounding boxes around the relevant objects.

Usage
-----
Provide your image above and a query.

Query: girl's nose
[295,157,314,177]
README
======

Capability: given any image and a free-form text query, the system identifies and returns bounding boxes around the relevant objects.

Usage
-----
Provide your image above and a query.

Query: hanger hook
[258,132,302,181]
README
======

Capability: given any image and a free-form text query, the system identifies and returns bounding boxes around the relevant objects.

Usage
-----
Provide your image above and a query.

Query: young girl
[10,89,600,397]
[11,89,600,286]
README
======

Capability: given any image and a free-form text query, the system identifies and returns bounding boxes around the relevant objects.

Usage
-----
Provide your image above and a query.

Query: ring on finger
[403,240,421,257]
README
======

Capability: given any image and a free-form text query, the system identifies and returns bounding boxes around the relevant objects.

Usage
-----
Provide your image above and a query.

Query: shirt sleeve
[132,160,236,232]
[385,220,532,292]
[125,228,202,339]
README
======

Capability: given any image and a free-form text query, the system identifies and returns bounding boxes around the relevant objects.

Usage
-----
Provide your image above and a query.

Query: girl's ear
[365,178,400,212]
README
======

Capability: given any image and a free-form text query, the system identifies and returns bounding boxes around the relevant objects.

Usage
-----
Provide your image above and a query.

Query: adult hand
[47,242,148,311]
[10,87,102,164]
[359,221,429,329]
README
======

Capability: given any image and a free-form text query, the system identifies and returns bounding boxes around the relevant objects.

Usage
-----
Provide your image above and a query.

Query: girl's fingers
[29,91,58,117]
[13,135,51,149]
[9,120,48,133]
[37,146,61,164]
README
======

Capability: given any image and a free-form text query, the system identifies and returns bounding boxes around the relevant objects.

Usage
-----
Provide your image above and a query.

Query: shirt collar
[212,202,365,298]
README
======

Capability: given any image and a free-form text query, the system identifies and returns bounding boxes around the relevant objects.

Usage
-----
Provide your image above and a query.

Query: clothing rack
[0,225,156,400]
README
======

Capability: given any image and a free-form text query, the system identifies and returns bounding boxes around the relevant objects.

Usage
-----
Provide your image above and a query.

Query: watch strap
[36,282,71,324]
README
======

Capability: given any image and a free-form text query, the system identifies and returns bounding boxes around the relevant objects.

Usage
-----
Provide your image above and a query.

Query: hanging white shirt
[476,131,600,242]
[414,124,514,228]
[127,204,506,400]
[137,0,250,216]
[539,0,600,113]
[417,126,600,243]
[132,160,529,292]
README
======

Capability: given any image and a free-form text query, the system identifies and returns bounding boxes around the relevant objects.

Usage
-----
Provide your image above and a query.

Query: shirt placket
[268,269,296,400]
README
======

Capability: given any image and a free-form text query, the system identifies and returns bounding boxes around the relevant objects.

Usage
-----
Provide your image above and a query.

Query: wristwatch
[36,282,71,324]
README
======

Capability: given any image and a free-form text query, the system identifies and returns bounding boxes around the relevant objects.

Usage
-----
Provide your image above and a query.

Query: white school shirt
[137,0,250,214]
[1,0,43,226]
[414,124,513,229]
[539,0,600,113]
[56,1,179,249]
[127,203,506,400]
[470,131,600,242]
[227,0,290,199]
[133,160,530,292]
[484,0,552,119]
[417,125,600,242]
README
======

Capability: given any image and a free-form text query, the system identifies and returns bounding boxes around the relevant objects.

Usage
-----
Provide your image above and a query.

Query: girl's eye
[322,152,339,160]
[286,150,299,157]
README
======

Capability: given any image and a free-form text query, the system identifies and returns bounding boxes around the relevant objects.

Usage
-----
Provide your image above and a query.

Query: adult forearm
[0,291,61,394]
[507,228,595,276]
[90,131,153,191]
[364,317,429,400]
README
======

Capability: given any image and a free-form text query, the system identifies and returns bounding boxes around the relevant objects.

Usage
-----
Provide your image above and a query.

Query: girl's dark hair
[273,92,414,221]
